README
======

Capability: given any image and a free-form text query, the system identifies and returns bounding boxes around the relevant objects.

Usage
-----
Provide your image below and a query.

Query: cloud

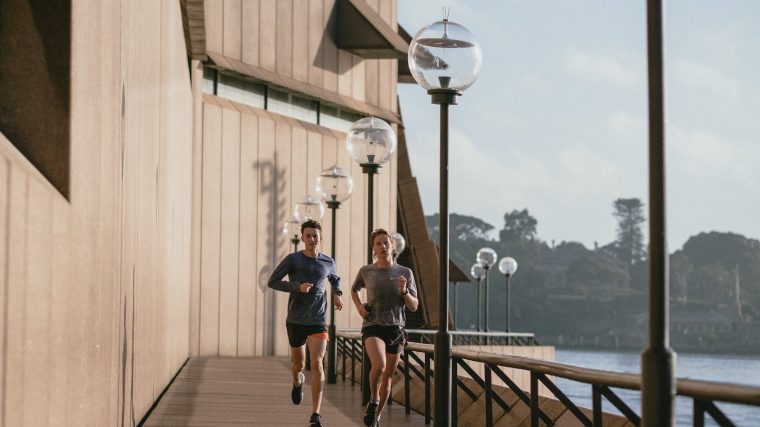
[564,48,641,88]
[671,59,739,98]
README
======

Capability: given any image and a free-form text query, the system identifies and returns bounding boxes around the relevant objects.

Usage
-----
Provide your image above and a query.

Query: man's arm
[267,255,299,293]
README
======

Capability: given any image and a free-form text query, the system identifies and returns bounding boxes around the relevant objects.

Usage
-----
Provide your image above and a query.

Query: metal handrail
[336,331,760,426]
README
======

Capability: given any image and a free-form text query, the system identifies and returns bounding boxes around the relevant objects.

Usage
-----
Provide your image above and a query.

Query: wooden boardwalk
[143,357,426,426]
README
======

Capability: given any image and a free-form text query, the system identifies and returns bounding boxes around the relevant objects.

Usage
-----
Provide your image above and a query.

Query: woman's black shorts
[361,325,407,354]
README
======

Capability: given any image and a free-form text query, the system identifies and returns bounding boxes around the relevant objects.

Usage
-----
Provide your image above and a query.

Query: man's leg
[307,335,328,414]
[291,345,306,384]
[376,351,401,416]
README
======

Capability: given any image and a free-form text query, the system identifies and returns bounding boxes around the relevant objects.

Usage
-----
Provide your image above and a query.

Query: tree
[425,213,495,243]
[499,209,537,243]
[670,251,693,303]
[612,198,646,267]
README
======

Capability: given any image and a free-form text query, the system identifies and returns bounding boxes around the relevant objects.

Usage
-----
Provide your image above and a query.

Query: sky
[396,0,760,251]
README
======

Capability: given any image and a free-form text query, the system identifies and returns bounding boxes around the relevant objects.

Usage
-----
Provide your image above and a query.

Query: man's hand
[299,283,313,293]
[333,294,343,310]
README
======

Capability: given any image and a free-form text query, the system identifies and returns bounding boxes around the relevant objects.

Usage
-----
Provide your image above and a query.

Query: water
[554,349,760,426]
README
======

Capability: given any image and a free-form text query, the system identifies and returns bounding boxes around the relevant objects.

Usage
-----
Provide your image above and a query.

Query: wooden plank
[306,126,322,202]
[5,166,27,426]
[337,50,353,97]
[219,108,242,355]
[190,61,205,356]
[222,0,242,60]
[307,0,324,87]
[205,0,223,54]
[322,0,338,92]
[292,0,309,82]
[365,59,379,106]
[142,357,426,426]
[273,120,294,355]
[348,160,365,328]
[48,196,71,425]
[259,0,276,71]
[200,103,223,355]
[241,0,260,66]
[0,158,7,425]
[275,0,294,77]
[256,117,277,356]
[23,179,53,425]
[237,113,259,356]
[352,55,366,102]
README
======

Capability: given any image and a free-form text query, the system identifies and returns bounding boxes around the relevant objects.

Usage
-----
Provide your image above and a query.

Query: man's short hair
[301,219,322,235]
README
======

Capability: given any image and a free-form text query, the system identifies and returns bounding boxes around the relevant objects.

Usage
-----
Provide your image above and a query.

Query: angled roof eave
[336,0,409,59]
[180,0,207,60]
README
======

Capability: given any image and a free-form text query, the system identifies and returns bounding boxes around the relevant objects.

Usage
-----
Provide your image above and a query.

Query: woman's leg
[363,337,387,403]
[376,351,401,416]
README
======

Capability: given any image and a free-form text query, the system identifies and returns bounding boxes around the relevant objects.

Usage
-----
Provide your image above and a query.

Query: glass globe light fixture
[470,262,486,280]
[346,116,396,166]
[391,232,406,255]
[498,257,518,276]
[294,195,325,222]
[283,216,301,238]
[476,247,498,268]
[408,18,482,93]
[316,165,353,203]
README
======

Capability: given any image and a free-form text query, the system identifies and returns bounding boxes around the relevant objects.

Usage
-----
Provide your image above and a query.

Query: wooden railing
[336,330,760,426]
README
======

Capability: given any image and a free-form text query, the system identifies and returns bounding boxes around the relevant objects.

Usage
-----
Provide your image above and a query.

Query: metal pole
[431,89,457,427]
[484,265,490,333]
[476,277,481,332]
[360,164,379,405]
[505,274,511,333]
[452,283,458,329]
[327,200,339,384]
[641,0,675,425]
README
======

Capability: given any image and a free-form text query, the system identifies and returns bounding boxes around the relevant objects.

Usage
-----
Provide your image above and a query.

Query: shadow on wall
[254,153,288,356]
[312,1,353,76]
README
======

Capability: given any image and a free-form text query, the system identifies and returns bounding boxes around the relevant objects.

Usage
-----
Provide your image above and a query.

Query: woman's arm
[351,289,369,318]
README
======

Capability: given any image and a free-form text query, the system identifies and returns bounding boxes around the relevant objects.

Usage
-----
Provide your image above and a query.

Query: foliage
[499,209,538,243]
[612,198,646,266]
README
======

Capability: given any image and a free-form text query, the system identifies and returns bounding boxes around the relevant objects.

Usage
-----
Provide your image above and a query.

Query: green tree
[425,213,495,242]
[612,198,646,267]
[499,209,537,243]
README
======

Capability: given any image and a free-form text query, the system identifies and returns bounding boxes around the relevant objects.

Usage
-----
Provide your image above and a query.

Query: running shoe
[363,401,379,426]
[291,372,305,405]
[309,412,323,427]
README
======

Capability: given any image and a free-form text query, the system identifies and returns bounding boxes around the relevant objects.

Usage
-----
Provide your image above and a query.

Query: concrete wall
[0,0,192,425]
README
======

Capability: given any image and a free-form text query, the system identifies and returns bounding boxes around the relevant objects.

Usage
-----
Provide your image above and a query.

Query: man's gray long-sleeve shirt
[267,251,342,325]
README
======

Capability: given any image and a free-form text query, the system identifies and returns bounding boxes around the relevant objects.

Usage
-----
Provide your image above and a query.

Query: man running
[268,219,343,427]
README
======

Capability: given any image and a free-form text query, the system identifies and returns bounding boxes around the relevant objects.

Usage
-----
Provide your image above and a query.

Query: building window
[202,65,364,133]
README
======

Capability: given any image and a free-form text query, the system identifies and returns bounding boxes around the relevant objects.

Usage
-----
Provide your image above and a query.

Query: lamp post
[282,216,301,252]
[641,0,675,424]
[409,16,481,426]
[347,116,396,404]
[498,257,518,338]
[476,247,497,334]
[470,263,485,333]
[316,165,353,384]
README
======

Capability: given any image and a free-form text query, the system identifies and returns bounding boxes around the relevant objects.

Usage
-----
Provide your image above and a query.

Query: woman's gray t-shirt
[351,263,417,327]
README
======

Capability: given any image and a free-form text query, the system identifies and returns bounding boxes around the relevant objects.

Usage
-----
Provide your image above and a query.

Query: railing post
[341,338,347,383]
[531,372,539,427]
[694,400,705,427]
[452,358,458,427]
[351,339,356,385]
[404,350,411,414]
[425,353,431,424]
[592,384,602,426]
[485,365,493,427]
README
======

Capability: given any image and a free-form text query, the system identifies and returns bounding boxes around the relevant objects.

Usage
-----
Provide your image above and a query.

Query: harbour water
[554,349,760,426]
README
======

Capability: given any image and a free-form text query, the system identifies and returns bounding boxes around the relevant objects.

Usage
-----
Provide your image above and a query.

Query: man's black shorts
[361,324,407,354]
[286,322,328,348]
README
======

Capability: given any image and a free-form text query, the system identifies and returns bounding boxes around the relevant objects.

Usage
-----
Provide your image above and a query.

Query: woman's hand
[398,275,408,295]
